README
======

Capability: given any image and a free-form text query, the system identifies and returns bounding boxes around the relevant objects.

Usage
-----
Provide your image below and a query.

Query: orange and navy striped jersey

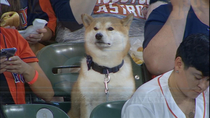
[19,0,57,34]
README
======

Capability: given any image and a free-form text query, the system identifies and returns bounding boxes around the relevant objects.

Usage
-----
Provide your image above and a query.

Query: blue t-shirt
[50,0,82,31]
[143,3,209,49]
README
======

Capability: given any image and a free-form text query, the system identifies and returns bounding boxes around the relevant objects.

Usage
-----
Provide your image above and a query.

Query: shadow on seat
[90,101,126,118]
[2,104,69,118]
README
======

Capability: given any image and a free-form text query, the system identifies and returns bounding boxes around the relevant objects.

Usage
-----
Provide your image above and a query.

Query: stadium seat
[36,42,147,93]
[35,42,150,113]
[130,55,144,89]
[36,42,85,98]
[2,104,69,118]
[36,42,86,112]
[90,101,126,118]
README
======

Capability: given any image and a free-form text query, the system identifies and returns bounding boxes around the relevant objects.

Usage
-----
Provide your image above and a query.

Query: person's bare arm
[4,56,54,102]
[69,0,97,24]
[40,26,53,41]
[143,0,191,75]
[26,62,54,102]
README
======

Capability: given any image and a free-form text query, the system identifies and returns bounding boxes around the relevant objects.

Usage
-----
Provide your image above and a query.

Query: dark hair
[175,33,209,76]
[0,0,21,14]
[0,0,21,24]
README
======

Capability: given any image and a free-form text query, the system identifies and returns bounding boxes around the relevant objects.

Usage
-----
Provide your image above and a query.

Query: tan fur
[68,14,135,118]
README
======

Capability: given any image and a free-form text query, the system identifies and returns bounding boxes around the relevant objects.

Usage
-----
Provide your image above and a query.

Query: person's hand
[25,27,47,44]
[0,57,8,73]
[171,0,191,11]
[3,56,31,75]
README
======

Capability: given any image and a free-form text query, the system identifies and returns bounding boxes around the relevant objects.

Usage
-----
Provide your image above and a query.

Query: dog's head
[81,14,133,58]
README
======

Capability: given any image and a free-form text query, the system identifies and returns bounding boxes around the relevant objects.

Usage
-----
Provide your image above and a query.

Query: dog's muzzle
[95,33,111,47]
[95,33,103,40]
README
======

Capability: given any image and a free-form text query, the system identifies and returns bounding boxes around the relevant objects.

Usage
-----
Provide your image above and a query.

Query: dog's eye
[94,27,98,31]
[107,27,114,31]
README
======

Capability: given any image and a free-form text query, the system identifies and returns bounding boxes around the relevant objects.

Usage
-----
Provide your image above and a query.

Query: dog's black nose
[95,33,103,40]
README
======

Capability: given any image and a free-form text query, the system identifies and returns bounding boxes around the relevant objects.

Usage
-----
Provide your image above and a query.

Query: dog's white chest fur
[69,57,135,118]
[79,57,135,101]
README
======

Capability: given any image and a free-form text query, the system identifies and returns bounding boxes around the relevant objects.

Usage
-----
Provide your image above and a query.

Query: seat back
[90,101,126,118]
[36,42,151,98]
[36,42,149,113]
[36,42,146,97]
[2,104,69,118]
[129,55,144,89]
[36,42,86,97]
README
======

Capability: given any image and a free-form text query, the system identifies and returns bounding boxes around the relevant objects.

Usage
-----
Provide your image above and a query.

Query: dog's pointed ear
[81,14,94,28]
[121,13,133,27]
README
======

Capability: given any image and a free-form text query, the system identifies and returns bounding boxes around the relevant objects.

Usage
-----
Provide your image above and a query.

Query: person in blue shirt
[143,0,209,76]
[49,0,169,43]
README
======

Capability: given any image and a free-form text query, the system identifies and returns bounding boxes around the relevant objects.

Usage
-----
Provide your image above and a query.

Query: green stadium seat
[35,42,151,113]
[2,104,69,118]
[36,42,86,97]
[90,101,126,118]
[36,42,86,112]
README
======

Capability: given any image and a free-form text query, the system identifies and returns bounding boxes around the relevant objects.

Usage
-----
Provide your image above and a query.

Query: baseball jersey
[121,70,209,118]
[0,27,38,104]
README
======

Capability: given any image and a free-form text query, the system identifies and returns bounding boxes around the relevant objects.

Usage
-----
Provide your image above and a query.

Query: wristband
[27,70,38,85]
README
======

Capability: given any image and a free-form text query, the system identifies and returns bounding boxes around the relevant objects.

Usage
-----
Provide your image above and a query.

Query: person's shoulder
[0,27,18,35]
[133,71,172,100]
[155,3,172,10]
[131,77,162,101]
[0,28,22,47]
[0,28,27,44]
[123,79,164,112]
[138,77,159,90]
[152,3,172,15]
[146,3,172,23]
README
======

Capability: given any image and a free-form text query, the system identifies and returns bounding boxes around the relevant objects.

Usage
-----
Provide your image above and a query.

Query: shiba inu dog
[68,13,135,118]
